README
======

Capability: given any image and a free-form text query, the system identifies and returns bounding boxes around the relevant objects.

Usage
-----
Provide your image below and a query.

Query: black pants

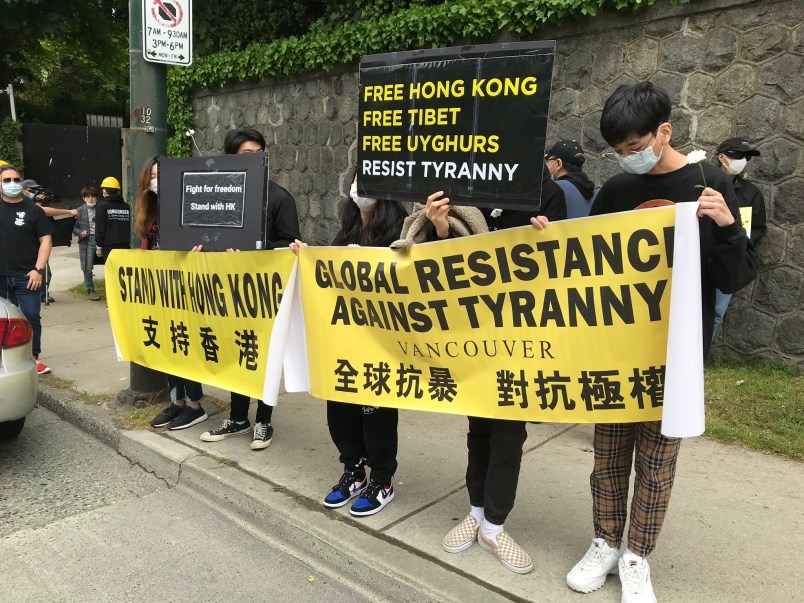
[327,401,398,485]
[230,392,273,424]
[465,417,528,525]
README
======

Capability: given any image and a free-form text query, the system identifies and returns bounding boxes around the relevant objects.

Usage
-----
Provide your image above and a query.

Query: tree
[0,0,129,124]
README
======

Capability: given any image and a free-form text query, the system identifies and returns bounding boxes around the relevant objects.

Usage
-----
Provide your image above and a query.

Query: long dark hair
[134,157,158,239]
[332,190,408,248]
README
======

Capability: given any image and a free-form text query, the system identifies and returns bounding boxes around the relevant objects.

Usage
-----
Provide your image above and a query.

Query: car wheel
[0,418,26,440]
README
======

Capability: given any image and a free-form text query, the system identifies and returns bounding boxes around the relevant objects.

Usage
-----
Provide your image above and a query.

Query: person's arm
[264,184,301,249]
[27,234,53,290]
[703,178,756,294]
[748,184,767,244]
[425,191,451,239]
[40,204,78,218]
[95,202,107,249]
[539,180,567,222]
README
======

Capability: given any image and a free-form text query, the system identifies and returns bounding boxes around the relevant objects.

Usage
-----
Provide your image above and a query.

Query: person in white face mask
[73,186,101,300]
[0,165,56,375]
[711,138,766,337]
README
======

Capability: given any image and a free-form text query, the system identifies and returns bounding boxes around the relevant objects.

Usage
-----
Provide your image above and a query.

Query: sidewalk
[36,245,804,602]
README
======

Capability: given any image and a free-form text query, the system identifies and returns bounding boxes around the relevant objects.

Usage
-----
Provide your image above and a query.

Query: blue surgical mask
[3,182,23,197]
[616,135,662,175]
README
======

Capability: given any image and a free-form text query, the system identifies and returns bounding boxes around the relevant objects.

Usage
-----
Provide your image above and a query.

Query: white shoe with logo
[619,551,657,603]
[567,538,623,593]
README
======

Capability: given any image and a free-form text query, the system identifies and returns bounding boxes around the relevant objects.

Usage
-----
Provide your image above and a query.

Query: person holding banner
[546,82,756,603]
[200,127,301,450]
[291,174,408,516]
[132,158,210,431]
[404,191,544,575]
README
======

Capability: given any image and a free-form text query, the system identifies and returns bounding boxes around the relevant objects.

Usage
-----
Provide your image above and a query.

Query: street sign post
[142,0,192,66]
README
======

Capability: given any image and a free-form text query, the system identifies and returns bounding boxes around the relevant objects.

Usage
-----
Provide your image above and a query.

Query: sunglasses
[2,177,22,183]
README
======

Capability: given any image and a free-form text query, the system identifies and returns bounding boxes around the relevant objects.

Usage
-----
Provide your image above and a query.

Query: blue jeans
[80,235,97,291]
[0,274,43,356]
[712,289,733,339]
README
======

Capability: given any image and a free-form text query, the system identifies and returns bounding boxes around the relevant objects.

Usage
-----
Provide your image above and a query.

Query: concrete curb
[38,386,518,603]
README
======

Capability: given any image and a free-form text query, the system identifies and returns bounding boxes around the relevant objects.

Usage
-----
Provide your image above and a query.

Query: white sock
[469,505,484,525]
[481,518,504,542]
[234,420,248,425]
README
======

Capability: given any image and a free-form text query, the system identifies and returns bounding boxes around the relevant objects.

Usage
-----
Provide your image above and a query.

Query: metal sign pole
[118,0,170,405]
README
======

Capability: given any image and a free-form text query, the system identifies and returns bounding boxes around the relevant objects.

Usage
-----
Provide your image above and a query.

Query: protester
[95,176,130,263]
[484,159,567,229]
[0,164,55,375]
[133,158,209,431]
[199,127,301,450]
[21,178,77,303]
[73,186,101,300]
[544,139,597,218]
[291,175,408,516]
[711,137,766,337]
[428,176,563,576]
[535,82,756,602]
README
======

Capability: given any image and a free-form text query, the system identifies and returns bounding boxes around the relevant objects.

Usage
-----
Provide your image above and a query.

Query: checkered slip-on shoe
[477,531,534,574]
[442,515,479,553]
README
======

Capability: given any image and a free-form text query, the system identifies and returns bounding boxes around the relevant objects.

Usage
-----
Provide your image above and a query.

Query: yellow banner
[298,207,678,423]
[105,249,296,399]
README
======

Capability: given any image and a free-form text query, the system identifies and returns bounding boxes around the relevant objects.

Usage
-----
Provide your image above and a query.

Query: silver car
[0,296,38,440]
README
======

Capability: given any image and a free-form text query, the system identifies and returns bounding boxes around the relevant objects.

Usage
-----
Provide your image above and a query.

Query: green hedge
[0,118,23,169]
[168,0,664,156]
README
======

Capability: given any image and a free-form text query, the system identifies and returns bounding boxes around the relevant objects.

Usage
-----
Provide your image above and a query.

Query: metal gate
[20,124,124,209]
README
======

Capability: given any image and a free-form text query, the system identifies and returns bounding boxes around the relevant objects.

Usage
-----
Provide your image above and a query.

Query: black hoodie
[95,192,131,250]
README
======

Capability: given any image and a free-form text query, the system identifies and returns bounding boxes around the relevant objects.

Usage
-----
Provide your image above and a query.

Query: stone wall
[191,0,803,370]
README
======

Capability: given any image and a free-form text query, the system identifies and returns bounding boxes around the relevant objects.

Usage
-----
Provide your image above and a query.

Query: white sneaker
[619,552,657,603]
[567,538,623,593]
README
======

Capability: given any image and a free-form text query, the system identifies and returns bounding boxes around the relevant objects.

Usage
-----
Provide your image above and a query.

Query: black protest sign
[158,153,268,251]
[182,172,246,227]
[358,41,555,211]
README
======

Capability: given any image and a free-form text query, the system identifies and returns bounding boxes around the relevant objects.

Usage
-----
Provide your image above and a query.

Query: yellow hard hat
[101,176,121,189]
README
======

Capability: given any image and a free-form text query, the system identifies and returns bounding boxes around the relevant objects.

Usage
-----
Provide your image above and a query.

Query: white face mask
[724,157,747,176]
[149,178,158,194]
[85,201,96,207]
[350,181,377,212]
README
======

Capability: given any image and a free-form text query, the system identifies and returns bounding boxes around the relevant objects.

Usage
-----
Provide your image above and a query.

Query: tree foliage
[0,0,129,124]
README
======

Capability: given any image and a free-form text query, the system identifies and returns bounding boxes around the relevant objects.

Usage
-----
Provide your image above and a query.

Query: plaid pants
[591,421,681,557]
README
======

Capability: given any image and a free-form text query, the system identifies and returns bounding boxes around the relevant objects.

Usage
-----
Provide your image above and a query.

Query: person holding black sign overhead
[199,127,301,450]
[403,188,558,576]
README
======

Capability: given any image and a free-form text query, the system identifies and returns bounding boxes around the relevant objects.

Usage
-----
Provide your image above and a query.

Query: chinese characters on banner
[289,206,699,426]
[105,249,296,400]
[105,206,705,435]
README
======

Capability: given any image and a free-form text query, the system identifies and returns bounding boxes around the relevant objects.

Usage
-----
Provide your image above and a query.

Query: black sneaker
[151,404,183,428]
[323,469,367,508]
[200,419,250,442]
[250,422,273,450]
[349,479,394,516]
[168,405,208,430]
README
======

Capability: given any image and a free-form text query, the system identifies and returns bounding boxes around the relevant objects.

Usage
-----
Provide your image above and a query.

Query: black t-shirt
[0,198,55,276]
[590,161,756,356]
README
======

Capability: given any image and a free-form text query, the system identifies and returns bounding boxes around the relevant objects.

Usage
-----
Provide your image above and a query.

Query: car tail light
[0,317,33,349]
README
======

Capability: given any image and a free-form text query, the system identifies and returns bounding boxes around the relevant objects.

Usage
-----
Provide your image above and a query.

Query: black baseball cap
[716,138,760,159]
[545,139,586,167]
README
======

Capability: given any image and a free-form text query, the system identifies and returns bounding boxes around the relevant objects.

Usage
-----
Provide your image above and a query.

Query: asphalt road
[0,408,369,602]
